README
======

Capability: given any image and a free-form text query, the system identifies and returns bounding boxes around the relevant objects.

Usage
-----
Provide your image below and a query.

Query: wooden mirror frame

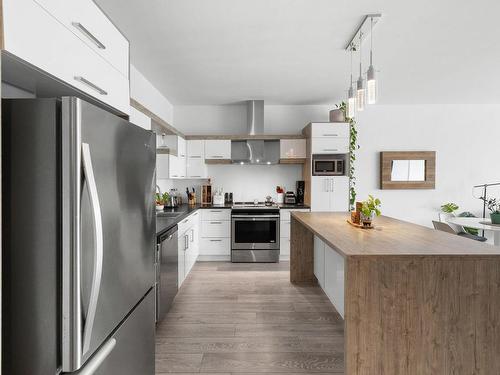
[380,151,436,189]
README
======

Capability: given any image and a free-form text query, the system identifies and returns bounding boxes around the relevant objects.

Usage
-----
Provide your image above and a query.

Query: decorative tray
[347,219,374,229]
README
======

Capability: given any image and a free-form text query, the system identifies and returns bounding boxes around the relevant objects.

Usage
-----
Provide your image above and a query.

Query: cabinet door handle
[210,210,222,213]
[330,179,334,192]
[210,155,224,158]
[189,176,202,178]
[182,219,189,224]
[322,148,339,152]
[189,156,202,159]
[210,221,222,224]
[210,239,222,242]
[322,133,339,137]
[72,22,106,49]
[74,76,108,96]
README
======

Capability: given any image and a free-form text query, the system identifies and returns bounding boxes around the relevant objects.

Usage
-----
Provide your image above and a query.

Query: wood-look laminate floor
[155,261,344,374]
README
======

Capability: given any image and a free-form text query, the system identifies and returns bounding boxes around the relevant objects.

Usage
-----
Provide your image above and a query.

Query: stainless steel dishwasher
[156,225,178,323]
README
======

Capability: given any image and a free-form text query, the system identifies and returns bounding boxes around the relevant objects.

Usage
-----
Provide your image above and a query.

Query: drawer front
[178,217,192,236]
[201,221,230,238]
[199,238,230,256]
[280,221,291,238]
[33,0,129,77]
[280,209,310,222]
[280,237,290,256]
[201,209,231,222]
[311,138,349,154]
[311,123,349,138]
[72,44,130,114]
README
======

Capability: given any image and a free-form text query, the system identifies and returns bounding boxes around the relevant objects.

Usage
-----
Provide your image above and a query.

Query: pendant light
[367,16,377,104]
[347,46,356,119]
[356,32,366,111]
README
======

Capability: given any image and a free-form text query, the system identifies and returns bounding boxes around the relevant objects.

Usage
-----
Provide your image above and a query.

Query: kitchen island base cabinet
[291,212,500,375]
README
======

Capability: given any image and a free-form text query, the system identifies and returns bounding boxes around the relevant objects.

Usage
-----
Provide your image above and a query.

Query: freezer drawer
[94,289,155,375]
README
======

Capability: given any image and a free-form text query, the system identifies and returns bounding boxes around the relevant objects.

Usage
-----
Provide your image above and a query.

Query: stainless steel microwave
[312,155,345,176]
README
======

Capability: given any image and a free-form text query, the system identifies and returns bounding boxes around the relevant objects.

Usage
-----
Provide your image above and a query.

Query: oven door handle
[232,215,280,219]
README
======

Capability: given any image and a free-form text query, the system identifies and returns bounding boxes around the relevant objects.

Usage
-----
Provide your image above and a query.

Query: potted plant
[360,195,382,227]
[155,192,170,211]
[480,197,500,224]
[441,202,459,214]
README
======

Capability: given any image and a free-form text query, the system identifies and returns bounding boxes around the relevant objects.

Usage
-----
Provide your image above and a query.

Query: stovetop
[232,201,278,209]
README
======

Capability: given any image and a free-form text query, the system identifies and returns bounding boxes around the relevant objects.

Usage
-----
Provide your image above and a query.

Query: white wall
[130,64,174,126]
[173,103,500,229]
[205,164,302,202]
[355,104,500,227]
[174,104,332,135]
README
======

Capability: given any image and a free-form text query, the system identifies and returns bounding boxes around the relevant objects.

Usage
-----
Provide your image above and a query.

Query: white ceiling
[96,0,500,105]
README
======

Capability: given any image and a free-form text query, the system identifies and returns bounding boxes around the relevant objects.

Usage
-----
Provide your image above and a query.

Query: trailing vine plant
[336,102,359,211]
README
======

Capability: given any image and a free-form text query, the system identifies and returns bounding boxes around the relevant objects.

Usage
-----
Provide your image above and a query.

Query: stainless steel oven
[231,205,280,263]
[312,154,346,176]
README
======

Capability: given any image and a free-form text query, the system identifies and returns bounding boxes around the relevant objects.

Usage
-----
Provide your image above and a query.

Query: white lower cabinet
[314,237,345,318]
[280,208,309,260]
[177,211,200,287]
[311,176,349,212]
[199,209,231,260]
[313,236,325,288]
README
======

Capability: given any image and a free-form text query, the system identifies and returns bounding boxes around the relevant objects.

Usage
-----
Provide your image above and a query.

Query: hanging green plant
[336,102,359,211]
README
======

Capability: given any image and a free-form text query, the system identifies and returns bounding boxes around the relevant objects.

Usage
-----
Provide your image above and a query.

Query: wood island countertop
[289,211,500,375]
[291,211,500,257]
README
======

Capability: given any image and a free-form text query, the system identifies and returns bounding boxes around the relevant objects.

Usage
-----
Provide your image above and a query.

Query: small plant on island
[360,195,382,226]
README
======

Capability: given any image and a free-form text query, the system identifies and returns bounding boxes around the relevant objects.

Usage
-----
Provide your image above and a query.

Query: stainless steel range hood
[231,100,280,165]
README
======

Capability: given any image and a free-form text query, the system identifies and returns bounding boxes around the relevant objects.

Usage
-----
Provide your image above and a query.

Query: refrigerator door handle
[73,338,116,375]
[81,142,104,355]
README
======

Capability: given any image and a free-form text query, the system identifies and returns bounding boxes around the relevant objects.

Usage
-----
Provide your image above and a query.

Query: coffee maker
[296,180,305,205]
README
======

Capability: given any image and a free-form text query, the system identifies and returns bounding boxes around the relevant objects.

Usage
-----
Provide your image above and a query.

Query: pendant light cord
[359,32,363,77]
[370,17,373,66]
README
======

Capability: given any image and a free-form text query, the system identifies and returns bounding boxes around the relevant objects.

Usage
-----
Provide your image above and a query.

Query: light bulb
[367,64,377,104]
[347,86,356,119]
[356,76,365,111]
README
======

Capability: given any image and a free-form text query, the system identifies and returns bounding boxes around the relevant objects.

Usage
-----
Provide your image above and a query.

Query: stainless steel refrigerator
[2,97,156,374]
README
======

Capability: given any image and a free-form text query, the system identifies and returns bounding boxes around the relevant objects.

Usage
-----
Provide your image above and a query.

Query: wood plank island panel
[345,256,500,375]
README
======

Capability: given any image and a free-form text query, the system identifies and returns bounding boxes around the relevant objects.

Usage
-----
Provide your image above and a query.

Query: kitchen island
[290,212,500,375]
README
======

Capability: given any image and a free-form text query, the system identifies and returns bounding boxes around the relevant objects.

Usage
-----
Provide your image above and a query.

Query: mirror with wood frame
[380,151,435,189]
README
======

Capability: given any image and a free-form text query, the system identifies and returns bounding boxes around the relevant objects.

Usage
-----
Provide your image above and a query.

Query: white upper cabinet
[33,0,129,77]
[3,0,130,115]
[187,140,205,159]
[280,139,306,159]
[311,138,349,154]
[178,137,187,158]
[186,158,207,179]
[310,123,349,154]
[205,140,231,160]
[310,123,349,138]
